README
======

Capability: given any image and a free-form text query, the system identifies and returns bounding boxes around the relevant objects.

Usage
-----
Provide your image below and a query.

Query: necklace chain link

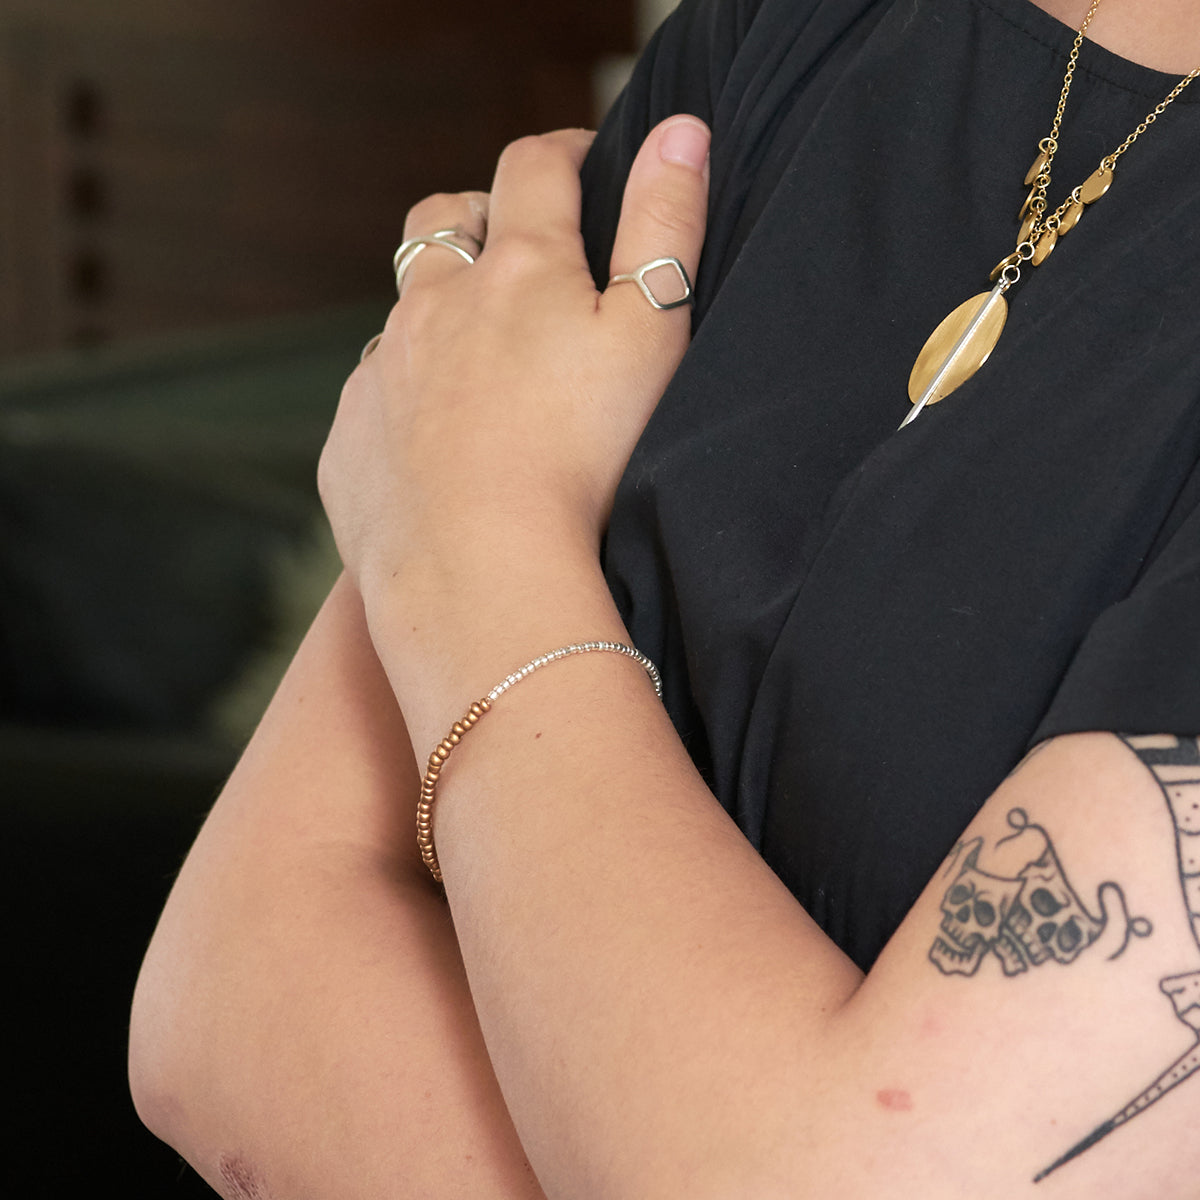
[1019,0,1198,259]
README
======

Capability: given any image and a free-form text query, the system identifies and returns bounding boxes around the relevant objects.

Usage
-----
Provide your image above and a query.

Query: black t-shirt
[580,0,1200,971]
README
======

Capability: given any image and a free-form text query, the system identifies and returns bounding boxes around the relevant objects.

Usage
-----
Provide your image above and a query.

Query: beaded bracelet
[417,641,663,882]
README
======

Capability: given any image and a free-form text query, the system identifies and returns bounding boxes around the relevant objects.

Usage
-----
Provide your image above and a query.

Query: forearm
[129,575,545,1200]
[436,686,862,1200]
[368,553,865,1198]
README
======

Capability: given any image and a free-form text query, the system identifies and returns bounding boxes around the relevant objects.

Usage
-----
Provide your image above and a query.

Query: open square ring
[607,256,694,311]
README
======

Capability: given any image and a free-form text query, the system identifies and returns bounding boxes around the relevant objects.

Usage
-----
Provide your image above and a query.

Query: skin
[1036,0,1200,74]
[130,6,1200,1197]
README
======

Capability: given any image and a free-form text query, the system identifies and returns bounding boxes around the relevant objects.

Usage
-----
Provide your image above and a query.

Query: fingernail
[659,118,710,172]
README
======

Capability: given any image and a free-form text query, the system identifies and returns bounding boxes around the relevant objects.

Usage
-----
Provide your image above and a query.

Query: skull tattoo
[929,809,1142,978]
[929,840,1023,976]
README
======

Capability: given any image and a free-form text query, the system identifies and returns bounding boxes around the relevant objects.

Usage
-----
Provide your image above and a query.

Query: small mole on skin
[535,731,543,739]
[876,1088,914,1112]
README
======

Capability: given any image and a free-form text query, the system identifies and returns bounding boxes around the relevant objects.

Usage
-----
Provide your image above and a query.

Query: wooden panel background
[0,0,635,356]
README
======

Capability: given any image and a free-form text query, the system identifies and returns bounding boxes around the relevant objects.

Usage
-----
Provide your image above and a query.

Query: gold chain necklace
[903,0,1199,428]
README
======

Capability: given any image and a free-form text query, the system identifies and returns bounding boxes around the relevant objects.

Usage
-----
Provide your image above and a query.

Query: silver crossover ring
[606,256,694,310]
[393,228,480,294]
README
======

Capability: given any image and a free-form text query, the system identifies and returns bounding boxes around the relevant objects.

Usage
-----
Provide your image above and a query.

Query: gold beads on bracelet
[417,698,492,882]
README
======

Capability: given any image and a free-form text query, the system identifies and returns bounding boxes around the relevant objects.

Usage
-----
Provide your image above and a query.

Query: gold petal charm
[1032,226,1058,265]
[1018,210,1038,244]
[1024,148,1049,186]
[1080,164,1114,204]
[1018,183,1039,220]
[906,287,1009,418]
[1057,195,1085,235]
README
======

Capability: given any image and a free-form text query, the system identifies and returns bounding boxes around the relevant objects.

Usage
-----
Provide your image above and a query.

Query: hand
[317,116,711,604]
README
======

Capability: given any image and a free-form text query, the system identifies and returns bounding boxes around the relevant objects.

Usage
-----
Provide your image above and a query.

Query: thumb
[604,115,710,323]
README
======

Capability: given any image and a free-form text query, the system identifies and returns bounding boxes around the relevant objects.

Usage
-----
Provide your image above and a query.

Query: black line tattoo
[1033,734,1200,1183]
[928,808,1150,978]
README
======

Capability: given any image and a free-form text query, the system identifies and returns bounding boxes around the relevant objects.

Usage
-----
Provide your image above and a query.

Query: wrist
[362,536,627,751]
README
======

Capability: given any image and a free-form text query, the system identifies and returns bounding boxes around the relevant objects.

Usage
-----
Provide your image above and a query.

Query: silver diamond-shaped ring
[607,256,694,310]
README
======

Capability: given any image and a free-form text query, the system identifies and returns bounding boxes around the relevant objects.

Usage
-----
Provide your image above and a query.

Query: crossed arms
[129,566,1200,1199]
[127,99,1200,1200]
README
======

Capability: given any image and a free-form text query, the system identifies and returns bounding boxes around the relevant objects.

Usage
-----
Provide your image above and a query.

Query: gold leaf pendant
[899,0,1198,434]
[902,284,1009,428]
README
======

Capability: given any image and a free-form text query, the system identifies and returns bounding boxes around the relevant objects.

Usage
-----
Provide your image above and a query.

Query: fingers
[402,191,489,244]
[604,115,710,325]
[386,116,709,337]
[485,129,596,249]
[395,191,490,295]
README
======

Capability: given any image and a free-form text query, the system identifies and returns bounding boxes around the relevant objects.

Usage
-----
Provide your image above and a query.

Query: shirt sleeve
[1033,462,1200,741]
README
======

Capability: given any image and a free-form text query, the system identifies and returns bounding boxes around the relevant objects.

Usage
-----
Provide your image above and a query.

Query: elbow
[128,937,269,1200]
[128,1023,239,1200]
[127,986,175,1147]
[127,946,194,1153]
[128,1058,185,1158]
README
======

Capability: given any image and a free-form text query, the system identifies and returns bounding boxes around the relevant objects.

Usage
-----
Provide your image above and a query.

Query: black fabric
[580,0,1200,972]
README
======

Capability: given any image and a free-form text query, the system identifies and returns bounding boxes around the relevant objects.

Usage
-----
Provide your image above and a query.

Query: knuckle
[499,133,545,160]
[543,127,597,156]
[496,133,557,176]
[403,193,457,238]
[464,190,491,222]
[483,230,552,281]
[496,128,592,176]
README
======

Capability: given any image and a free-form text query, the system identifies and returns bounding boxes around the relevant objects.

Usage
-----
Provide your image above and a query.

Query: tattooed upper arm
[929,736,1199,1181]
[823,732,1200,1198]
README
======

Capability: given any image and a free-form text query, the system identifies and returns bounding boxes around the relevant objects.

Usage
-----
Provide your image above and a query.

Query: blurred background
[1,0,671,1191]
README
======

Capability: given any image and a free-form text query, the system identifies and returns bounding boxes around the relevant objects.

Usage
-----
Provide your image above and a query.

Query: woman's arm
[130,107,714,1198]
[128,574,545,1200]
[317,120,1200,1196]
